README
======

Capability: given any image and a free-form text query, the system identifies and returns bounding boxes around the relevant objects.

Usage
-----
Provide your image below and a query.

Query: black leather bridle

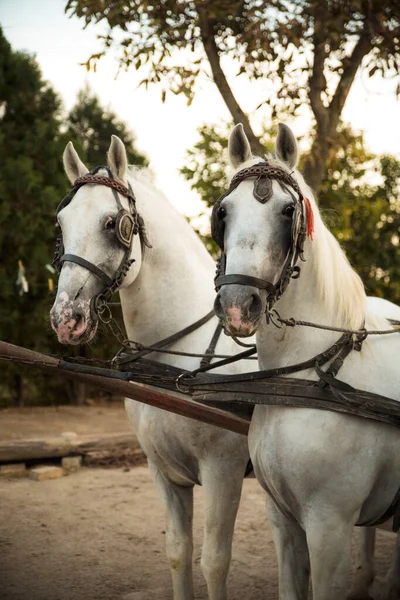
[211,161,307,314]
[52,166,151,318]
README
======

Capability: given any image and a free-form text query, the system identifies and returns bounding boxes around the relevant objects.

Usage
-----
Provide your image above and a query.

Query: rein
[53,166,256,371]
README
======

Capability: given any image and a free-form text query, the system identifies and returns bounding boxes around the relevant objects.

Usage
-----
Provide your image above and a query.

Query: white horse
[50,136,250,600]
[213,123,400,600]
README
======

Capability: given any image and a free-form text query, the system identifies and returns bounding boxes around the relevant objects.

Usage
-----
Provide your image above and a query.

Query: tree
[0,27,67,405]
[0,29,149,406]
[64,84,148,167]
[65,0,400,193]
[317,127,400,301]
[180,121,400,302]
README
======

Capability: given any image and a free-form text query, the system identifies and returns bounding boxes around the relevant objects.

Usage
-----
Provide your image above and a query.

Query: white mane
[230,155,366,330]
[126,165,214,268]
[128,165,156,186]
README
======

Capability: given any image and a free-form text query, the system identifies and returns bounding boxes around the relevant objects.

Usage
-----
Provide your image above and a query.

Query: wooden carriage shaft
[0,341,249,437]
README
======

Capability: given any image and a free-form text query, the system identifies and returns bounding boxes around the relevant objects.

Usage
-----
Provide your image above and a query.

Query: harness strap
[73,173,136,201]
[186,332,351,381]
[116,310,216,365]
[60,254,113,287]
[53,166,150,317]
[200,323,223,368]
[212,162,307,312]
[357,485,400,532]
[215,274,276,295]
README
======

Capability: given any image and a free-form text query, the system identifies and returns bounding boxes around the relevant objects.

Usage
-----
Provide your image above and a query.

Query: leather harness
[212,161,307,313]
[52,166,151,318]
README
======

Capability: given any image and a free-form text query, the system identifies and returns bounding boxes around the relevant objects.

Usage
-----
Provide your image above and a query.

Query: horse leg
[306,514,354,600]
[382,533,400,600]
[266,495,310,600]
[149,462,194,600]
[200,466,244,600]
[348,528,376,600]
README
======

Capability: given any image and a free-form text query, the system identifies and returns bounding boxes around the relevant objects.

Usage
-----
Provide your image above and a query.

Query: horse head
[50,136,147,344]
[213,123,309,337]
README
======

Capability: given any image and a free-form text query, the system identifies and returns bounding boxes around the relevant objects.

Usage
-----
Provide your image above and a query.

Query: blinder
[52,165,151,318]
[115,210,137,248]
[212,161,307,315]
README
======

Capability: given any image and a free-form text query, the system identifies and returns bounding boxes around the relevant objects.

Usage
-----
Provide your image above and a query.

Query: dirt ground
[0,403,132,440]
[0,404,398,600]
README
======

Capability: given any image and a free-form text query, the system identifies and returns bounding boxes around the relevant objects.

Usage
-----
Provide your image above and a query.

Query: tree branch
[304,16,373,193]
[309,10,329,131]
[197,7,265,157]
[328,31,372,132]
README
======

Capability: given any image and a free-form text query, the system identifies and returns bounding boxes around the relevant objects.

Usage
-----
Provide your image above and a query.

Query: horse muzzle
[50,296,97,345]
[214,287,263,337]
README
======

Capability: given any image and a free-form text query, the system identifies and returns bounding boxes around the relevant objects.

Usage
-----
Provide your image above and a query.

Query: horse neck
[256,229,366,370]
[119,174,216,347]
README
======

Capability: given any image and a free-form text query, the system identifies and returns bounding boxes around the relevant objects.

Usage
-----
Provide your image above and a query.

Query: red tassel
[305,197,314,240]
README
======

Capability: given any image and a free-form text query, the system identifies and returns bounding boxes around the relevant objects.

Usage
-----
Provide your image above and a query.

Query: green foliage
[0,28,68,405]
[66,1,400,108]
[180,121,275,256]
[66,0,400,191]
[0,29,148,405]
[181,121,400,302]
[64,84,148,167]
[318,132,400,301]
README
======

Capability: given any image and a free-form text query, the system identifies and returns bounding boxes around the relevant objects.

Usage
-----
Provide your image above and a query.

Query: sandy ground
[0,403,131,440]
[0,404,398,600]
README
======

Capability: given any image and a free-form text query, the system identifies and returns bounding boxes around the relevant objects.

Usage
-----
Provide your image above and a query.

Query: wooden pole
[0,341,249,436]
[0,433,138,463]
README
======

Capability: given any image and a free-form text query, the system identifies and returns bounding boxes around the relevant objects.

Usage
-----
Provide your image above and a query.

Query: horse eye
[217,205,227,220]
[282,205,295,218]
[105,217,116,230]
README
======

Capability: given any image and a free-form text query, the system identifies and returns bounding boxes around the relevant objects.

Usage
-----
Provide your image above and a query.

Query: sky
[1,0,400,217]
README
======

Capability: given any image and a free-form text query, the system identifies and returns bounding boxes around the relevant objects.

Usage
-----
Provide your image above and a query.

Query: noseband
[52,165,151,317]
[211,162,307,314]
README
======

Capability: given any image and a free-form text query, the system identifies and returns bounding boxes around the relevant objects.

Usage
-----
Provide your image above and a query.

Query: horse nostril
[71,307,86,333]
[246,293,262,321]
[214,294,224,319]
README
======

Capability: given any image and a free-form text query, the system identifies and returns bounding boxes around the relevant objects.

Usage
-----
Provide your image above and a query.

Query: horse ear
[108,135,128,182]
[63,142,88,183]
[228,123,252,168]
[275,123,298,169]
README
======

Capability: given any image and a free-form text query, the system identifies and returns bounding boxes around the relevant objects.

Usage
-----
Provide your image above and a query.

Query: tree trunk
[14,373,24,407]
[65,347,88,405]
[302,128,332,194]
[75,381,87,406]
[74,346,87,405]
[304,23,372,195]
[197,8,265,157]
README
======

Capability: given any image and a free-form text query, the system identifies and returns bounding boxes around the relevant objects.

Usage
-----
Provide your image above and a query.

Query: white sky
[1,0,400,216]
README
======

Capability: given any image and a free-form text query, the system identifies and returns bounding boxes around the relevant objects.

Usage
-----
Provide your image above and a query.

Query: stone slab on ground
[0,463,26,477]
[83,447,146,468]
[29,466,64,481]
[61,455,82,472]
